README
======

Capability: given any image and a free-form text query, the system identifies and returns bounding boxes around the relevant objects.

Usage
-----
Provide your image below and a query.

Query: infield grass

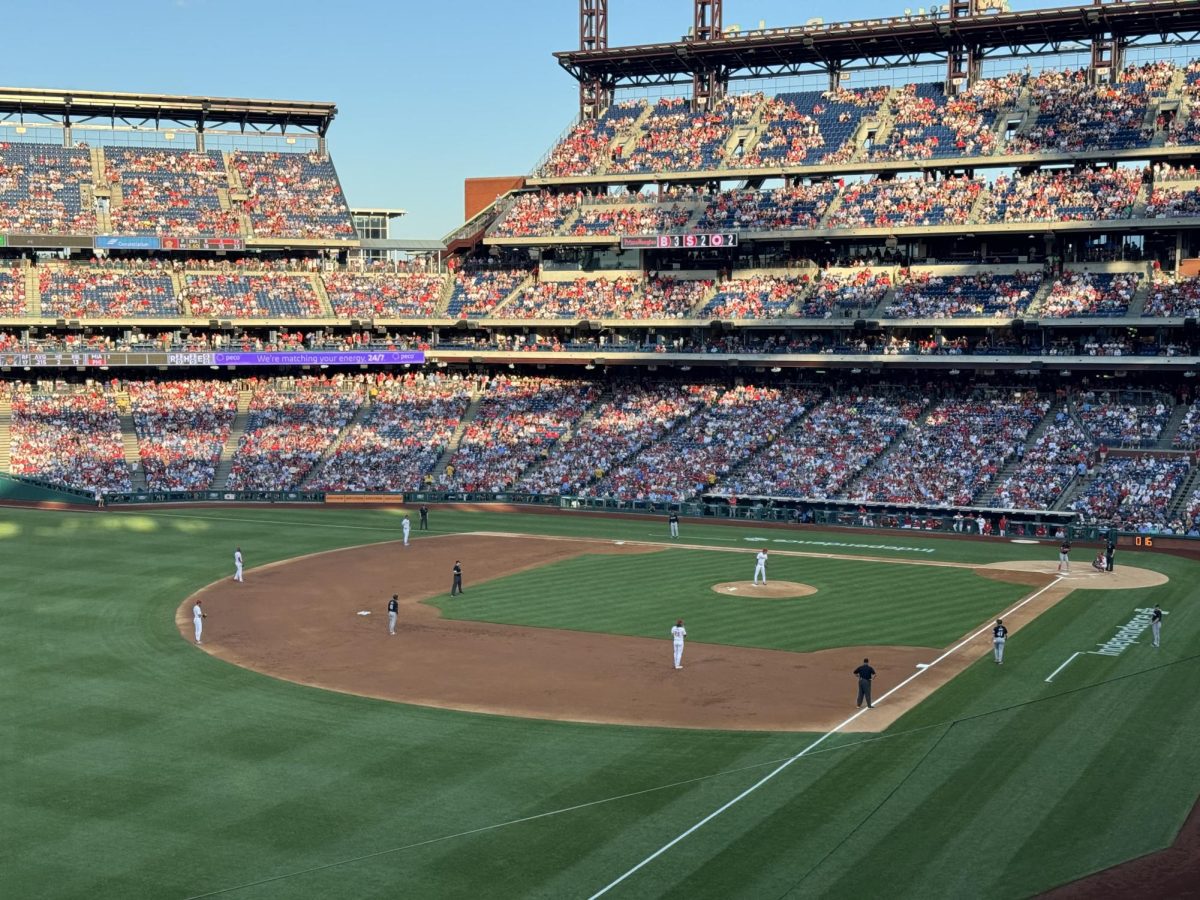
[2,504,1198,900]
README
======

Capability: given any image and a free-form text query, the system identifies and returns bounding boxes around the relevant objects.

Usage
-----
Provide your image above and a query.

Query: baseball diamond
[7,0,1200,896]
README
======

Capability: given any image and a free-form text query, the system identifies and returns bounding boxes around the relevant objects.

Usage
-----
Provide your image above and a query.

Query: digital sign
[0,350,426,369]
[620,232,739,250]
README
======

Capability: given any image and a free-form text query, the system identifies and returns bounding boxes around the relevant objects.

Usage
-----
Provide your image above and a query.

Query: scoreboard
[620,232,739,250]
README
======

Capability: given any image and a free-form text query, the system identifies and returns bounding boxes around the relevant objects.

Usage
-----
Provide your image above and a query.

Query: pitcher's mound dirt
[712,581,817,599]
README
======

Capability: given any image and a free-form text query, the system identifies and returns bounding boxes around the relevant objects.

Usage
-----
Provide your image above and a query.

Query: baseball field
[3,503,1198,898]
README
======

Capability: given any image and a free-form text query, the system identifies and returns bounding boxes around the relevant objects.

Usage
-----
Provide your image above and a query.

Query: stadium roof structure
[0,86,337,135]
[556,0,1200,87]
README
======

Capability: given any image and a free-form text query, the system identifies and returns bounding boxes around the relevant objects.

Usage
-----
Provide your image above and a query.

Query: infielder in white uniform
[402,515,411,547]
[193,600,207,644]
[671,619,686,669]
[753,549,769,585]
[234,547,244,583]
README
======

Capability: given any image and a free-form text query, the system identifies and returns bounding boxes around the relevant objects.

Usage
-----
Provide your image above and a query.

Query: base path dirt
[177,536,1169,733]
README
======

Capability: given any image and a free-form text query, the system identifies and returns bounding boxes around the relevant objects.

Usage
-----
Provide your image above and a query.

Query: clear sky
[0,0,1060,238]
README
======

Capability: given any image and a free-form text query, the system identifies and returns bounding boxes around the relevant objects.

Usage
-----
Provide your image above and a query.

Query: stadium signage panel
[620,232,739,250]
[6,234,93,248]
[212,351,425,366]
[160,237,245,251]
[96,235,162,250]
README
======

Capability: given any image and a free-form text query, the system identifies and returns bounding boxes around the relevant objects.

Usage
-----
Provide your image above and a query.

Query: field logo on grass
[743,537,935,554]
[1094,607,1158,657]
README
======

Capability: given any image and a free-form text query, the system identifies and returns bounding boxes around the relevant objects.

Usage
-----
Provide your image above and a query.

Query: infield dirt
[177,534,1166,733]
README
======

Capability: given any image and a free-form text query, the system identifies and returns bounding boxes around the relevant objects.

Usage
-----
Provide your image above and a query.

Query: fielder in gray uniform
[993,618,1008,664]
[1151,605,1162,648]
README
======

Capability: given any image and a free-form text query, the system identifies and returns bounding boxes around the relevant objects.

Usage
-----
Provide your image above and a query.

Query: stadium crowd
[127,380,238,490]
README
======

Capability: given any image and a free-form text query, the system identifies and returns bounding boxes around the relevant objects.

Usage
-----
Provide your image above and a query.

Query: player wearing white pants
[992,618,1008,664]
[193,600,206,644]
[402,516,411,547]
[669,513,679,538]
[671,619,686,669]
[1151,605,1162,648]
[234,547,243,583]
[753,549,768,585]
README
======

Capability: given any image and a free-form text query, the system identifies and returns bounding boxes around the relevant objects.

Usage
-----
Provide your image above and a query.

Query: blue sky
[1,0,1059,237]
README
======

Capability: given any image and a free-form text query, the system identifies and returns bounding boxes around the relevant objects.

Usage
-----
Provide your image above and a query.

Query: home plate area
[712,580,818,599]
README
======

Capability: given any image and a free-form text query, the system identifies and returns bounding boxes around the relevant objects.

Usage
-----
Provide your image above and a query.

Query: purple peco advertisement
[212,351,426,366]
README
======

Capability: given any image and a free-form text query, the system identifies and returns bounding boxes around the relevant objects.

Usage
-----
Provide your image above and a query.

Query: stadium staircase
[1157,401,1192,450]
[300,393,372,488]
[978,403,1064,506]
[862,282,896,320]
[114,394,147,490]
[432,388,485,477]
[816,191,847,228]
[445,190,520,255]
[712,398,820,489]
[24,268,42,317]
[212,389,253,488]
[310,274,334,318]
[1126,275,1151,317]
[852,86,901,160]
[1167,464,1200,522]
[1130,182,1151,220]
[839,395,937,498]
[0,391,11,475]
[433,275,456,317]
[1024,278,1056,317]
[602,103,656,173]
[684,279,719,316]
[171,272,190,315]
[965,185,996,227]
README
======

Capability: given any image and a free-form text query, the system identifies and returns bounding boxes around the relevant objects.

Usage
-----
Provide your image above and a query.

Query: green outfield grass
[2,504,1197,899]
[429,550,1031,652]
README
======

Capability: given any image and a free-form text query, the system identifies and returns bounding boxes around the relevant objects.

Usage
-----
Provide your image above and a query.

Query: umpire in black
[451,560,464,596]
[853,658,876,709]
[1105,537,1115,572]
[419,504,429,531]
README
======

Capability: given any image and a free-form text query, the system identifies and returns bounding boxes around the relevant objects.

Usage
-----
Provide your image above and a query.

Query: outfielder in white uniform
[234,547,244,583]
[753,549,769,585]
[402,516,411,547]
[193,600,206,644]
[671,619,686,669]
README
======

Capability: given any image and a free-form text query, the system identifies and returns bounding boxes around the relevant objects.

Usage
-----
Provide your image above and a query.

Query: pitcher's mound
[712,581,818,599]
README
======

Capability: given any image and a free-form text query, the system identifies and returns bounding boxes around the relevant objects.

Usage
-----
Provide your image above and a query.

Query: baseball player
[1057,539,1071,574]
[233,547,244,583]
[451,560,464,596]
[753,549,768,585]
[668,512,679,539]
[419,505,429,530]
[193,600,207,644]
[671,619,687,669]
[1151,604,1163,648]
[387,594,399,635]
[853,658,875,708]
[402,515,411,547]
[992,618,1008,664]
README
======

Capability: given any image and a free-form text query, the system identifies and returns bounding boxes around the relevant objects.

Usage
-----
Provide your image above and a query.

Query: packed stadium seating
[105,147,240,236]
[127,380,238,489]
[570,198,694,235]
[184,273,324,318]
[850,393,1050,506]
[825,175,982,228]
[1039,271,1140,318]
[226,378,364,489]
[1145,185,1200,219]
[1174,400,1200,449]
[0,267,27,316]
[982,168,1142,223]
[1008,66,1157,154]
[591,385,815,501]
[1074,390,1173,447]
[9,386,131,494]
[446,268,529,318]
[497,277,641,319]
[868,78,1016,161]
[515,383,713,495]
[886,270,1042,319]
[990,412,1091,510]
[40,267,180,317]
[231,150,354,239]
[0,142,95,234]
[696,183,837,231]
[492,191,583,237]
[1070,455,1190,530]
[310,373,478,492]
[323,272,445,318]
[718,393,925,499]
[538,100,648,178]
[440,376,600,491]
[697,275,805,319]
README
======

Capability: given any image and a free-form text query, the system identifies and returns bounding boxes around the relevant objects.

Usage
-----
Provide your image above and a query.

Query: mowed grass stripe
[430,550,1031,653]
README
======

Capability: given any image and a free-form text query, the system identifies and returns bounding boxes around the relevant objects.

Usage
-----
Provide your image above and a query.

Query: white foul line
[1044,651,1083,683]
[587,575,1065,899]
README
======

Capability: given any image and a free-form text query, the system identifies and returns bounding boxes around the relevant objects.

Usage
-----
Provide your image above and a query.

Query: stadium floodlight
[770,367,782,373]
